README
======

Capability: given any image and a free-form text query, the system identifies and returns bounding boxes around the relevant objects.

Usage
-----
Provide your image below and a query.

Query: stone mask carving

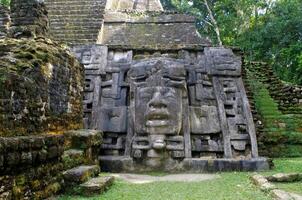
[128,58,187,136]
[73,45,266,172]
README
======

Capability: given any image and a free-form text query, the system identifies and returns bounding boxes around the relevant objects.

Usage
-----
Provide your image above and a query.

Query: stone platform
[111,173,219,183]
[100,156,270,173]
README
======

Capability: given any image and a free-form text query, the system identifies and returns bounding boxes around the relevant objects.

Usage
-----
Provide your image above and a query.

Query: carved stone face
[136,86,182,135]
[82,51,92,64]
[129,58,186,135]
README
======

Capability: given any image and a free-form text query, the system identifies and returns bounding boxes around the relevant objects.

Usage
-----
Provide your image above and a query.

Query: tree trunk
[204,0,223,46]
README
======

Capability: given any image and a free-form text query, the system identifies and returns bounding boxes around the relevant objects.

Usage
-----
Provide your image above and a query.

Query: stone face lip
[79,176,115,196]
[63,165,100,184]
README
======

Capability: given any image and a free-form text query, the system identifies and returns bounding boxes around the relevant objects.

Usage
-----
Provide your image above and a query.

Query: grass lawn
[58,158,302,200]
[275,182,302,195]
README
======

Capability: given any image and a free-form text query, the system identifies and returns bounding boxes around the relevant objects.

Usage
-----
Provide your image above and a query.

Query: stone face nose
[148,91,167,109]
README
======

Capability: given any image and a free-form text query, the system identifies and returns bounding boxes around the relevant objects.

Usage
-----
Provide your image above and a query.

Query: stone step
[51,25,101,31]
[49,18,102,22]
[45,1,105,7]
[51,38,95,43]
[49,28,93,33]
[62,149,85,169]
[46,4,105,9]
[48,17,103,23]
[49,22,102,28]
[49,34,99,39]
[63,165,100,185]
[48,11,102,16]
[78,176,115,196]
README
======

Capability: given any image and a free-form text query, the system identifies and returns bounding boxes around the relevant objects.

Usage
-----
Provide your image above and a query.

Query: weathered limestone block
[0,5,10,39]
[9,0,48,38]
[271,189,293,200]
[64,130,103,164]
[0,162,65,200]
[0,38,84,136]
[78,176,114,196]
[0,135,64,175]
[266,173,302,182]
[62,149,85,169]
[67,130,102,149]
[250,174,276,191]
[63,165,100,185]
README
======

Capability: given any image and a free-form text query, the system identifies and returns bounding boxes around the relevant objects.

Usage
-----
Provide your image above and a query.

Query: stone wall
[0,130,103,199]
[243,61,302,157]
[0,134,64,199]
[0,38,84,137]
[0,5,10,38]
[9,0,49,38]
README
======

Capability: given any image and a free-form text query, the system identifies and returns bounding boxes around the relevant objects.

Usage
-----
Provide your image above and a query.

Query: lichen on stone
[0,37,84,137]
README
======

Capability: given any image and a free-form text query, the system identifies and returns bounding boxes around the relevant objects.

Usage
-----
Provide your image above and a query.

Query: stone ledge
[64,130,102,149]
[104,12,195,23]
[99,156,270,173]
[0,134,64,175]
[63,165,100,185]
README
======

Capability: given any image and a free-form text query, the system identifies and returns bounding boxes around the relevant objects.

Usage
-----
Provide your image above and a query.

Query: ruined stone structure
[9,0,49,38]
[243,62,302,157]
[44,0,269,171]
[0,0,269,176]
[0,5,10,39]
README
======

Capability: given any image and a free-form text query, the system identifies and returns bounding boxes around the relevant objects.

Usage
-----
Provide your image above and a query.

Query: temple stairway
[45,0,106,45]
[243,62,302,157]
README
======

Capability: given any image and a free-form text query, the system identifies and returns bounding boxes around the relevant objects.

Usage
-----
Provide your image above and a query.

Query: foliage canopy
[161,0,302,85]
[0,0,10,6]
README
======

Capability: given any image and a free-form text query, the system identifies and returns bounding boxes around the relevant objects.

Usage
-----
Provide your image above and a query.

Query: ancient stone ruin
[0,0,275,198]
[44,0,269,171]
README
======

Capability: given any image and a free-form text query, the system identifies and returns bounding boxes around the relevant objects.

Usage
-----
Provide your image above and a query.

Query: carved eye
[139,90,152,99]
[164,89,177,99]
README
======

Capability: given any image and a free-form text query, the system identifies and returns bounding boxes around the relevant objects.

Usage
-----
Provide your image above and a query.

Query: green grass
[57,158,302,200]
[265,158,302,174]
[275,182,302,195]
[58,173,272,200]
